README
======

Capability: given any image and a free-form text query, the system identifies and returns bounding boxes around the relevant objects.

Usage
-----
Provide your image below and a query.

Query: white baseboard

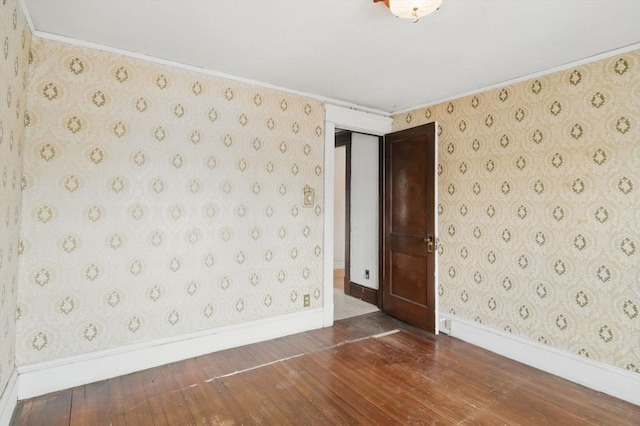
[440,313,640,406]
[18,309,324,400]
[0,368,18,426]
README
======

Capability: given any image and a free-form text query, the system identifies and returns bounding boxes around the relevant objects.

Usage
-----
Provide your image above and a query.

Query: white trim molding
[323,119,337,328]
[17,309,323,400]
[440,313,640,406]
[325,104,392,136]
[432,121,439,335]
[394,43,640,115]
[24,29,390,118]
[0,368,18,426]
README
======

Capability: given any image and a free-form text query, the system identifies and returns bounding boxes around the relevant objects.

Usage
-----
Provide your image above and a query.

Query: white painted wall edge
[433,121,439,335]
[0,368,18,426]
[323,120,337,328]
[440,313,640,406]
[17,308,324,400]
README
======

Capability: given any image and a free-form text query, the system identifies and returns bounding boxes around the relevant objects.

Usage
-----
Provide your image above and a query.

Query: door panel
[390,139,429,236]
[383,122,436,332]
[390,252,427,305]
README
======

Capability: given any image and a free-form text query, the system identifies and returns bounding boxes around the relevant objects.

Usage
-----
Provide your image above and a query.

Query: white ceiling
[23,0,640,113]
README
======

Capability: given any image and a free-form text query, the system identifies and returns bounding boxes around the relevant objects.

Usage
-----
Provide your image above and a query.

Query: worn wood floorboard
[69,381,110,426]
[173,359,226,425]
[10,312,640,425]
[271,361,361,424]
[9,400,30,425]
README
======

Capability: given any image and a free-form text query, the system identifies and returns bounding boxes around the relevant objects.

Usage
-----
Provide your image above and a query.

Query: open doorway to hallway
[333,129,379,320]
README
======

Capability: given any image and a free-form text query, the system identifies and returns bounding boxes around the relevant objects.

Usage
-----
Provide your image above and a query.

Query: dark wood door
[383,123,437,332]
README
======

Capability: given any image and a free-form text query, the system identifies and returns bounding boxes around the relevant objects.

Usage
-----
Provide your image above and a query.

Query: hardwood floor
[11,312,639,425]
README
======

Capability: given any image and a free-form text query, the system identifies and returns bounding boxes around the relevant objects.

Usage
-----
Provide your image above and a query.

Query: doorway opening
[333,129,380,321]
[322,104,392,326]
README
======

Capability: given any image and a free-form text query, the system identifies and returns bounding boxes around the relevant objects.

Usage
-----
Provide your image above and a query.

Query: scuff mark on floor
[205,353,305,382]
[204,328,403,383]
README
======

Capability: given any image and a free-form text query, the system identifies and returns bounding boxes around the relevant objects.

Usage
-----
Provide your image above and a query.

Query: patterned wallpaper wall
[393,51,639,372]
[0,0,31,399]
[17,38,325,365]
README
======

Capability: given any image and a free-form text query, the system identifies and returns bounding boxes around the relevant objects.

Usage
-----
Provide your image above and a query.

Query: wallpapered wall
[393,51,639,372]
[0,0,31,400]
[17,38,325,365]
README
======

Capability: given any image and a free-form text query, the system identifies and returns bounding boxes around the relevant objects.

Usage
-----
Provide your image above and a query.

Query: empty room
[1,0,639,424]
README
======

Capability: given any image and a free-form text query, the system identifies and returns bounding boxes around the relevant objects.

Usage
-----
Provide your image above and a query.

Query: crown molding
[26,28,391,118]
[394,43,640,115]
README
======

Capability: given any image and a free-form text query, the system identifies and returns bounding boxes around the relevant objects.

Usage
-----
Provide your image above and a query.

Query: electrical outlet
[365,269,370,279]
[303,294,310,307]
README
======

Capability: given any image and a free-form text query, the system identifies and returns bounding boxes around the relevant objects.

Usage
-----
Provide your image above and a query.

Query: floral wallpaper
[0,0,31,401]
[17,38,325,364]
[393,51,640,372]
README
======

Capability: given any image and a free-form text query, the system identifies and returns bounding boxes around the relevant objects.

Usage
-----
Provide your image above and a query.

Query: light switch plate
[302,185,314,207]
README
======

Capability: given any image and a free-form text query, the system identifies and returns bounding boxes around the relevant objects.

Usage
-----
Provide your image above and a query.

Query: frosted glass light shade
[388,0,443,22]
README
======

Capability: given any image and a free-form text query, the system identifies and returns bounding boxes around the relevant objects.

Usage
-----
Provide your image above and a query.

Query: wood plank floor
[11,312,640,425]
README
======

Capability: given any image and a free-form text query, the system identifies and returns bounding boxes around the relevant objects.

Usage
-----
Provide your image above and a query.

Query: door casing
[323,105,392,327]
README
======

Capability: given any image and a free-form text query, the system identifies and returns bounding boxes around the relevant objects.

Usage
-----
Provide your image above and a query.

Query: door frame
[323,105,392,327]
[335,131,352,295]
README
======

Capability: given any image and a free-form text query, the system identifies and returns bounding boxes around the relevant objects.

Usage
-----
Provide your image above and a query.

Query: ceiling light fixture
[374,0,443,23]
